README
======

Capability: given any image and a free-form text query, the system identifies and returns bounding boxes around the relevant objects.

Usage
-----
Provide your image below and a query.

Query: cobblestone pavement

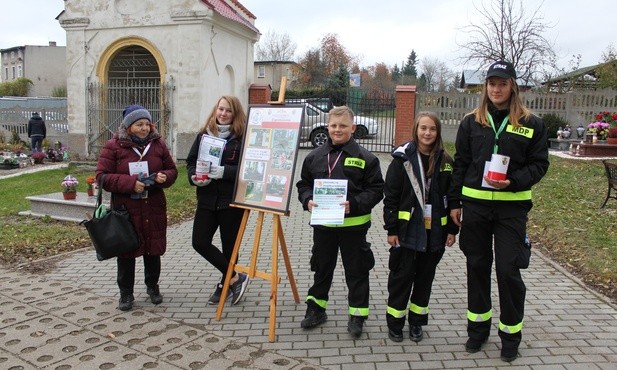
[2,150,616,369]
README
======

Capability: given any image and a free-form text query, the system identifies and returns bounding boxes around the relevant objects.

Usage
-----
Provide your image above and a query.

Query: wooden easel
[215,206,300,342]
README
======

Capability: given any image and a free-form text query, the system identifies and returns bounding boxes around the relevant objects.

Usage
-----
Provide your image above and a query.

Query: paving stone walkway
[1,151,616,369]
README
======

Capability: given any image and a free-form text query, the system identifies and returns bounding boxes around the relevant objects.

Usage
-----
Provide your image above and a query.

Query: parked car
[285,98,333,113]
[291,101,378,147]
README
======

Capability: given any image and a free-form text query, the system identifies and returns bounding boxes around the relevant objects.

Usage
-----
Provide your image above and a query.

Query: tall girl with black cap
[448,61,549,362]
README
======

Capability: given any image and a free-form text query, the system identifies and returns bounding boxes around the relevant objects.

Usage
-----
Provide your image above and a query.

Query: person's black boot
[147,285,163,305]
[410,325,423,342]
[301,306,327,329]
[465,337,488,353]
[118,293,134,311]
[388,328,404,342]
[500,346,519,362]
[347,315,366,338]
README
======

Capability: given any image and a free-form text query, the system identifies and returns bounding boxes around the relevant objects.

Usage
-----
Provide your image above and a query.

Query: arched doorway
[87,38,173,155]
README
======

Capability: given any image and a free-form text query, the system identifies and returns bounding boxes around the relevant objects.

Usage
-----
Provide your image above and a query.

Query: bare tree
[255,29,297,61]
[458,0,556,84]
[420,57,453,92]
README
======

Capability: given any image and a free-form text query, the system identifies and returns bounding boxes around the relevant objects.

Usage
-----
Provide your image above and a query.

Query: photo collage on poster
[233,105,304,214]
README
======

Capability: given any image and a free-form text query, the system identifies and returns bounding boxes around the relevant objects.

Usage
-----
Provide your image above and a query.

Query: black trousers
[460,202,529,350]
[308,227,375,315]
[192,206,244,282]
[117,255,161,295]
[386,246,444,331]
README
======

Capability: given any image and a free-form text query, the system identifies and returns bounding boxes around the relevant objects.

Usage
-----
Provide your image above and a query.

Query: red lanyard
[327,151,343,178]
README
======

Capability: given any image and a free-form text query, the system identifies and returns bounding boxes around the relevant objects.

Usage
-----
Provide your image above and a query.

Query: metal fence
[417,89,617,126]
[0,97,69,143]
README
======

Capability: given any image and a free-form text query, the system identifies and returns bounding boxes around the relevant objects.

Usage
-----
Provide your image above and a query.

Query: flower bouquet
[587,121,610,141]
[31,151,46,164]
[595,111,617,126]
[61,175,79,200]
[85,176,96,196]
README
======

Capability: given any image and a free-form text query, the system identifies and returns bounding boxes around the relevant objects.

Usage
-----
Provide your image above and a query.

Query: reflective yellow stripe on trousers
[499,320,523,334]
[467,309,492,322]
[349,307,369,317]
[386,306,406,318]
[306,295,328,309]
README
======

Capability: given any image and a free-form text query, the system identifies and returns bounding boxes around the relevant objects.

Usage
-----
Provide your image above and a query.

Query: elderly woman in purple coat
[96,105,178,311]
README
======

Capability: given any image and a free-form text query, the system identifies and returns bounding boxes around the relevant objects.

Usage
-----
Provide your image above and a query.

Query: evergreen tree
[402,50,418,80]
[326,64,350,90]
[391,64,401,83]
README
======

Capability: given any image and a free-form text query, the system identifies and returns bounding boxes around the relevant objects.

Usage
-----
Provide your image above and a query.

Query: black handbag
[81,175,139,261]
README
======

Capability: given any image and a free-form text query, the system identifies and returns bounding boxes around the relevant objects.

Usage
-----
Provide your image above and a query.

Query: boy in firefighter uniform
[296,106,384,338]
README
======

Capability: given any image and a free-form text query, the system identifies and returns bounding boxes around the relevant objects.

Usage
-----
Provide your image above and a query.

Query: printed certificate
[310,179,348,225]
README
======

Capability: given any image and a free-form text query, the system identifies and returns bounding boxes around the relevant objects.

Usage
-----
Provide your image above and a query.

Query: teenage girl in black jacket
[383,111,458,343]
[186,96,250,306]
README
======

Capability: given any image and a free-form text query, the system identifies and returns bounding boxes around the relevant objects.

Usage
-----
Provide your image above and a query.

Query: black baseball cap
[486,60,516,79]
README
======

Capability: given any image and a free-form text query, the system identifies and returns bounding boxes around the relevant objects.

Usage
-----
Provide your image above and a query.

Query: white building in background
[58,0,259,159]
[0,43,67,97]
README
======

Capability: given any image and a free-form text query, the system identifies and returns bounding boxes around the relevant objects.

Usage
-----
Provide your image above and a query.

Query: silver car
[295,102,378,147]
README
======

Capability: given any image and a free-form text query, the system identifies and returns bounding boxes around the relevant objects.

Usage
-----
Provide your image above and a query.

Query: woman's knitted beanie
[122,105,152,129]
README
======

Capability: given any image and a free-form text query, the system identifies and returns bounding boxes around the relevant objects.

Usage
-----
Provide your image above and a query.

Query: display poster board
[231,105,304,215]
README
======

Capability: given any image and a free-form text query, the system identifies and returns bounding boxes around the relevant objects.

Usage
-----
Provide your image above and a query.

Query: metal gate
[346,88,395,153]
[287,88,396,152]
[86,79,174,156]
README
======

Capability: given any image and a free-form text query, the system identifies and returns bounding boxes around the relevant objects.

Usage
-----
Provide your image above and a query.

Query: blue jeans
[30,136,44,152]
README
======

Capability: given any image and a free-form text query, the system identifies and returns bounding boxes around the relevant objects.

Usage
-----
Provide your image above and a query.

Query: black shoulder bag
[81,174,139,261]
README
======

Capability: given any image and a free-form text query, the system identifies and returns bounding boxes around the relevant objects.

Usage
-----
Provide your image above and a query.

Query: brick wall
[394,85,417,145]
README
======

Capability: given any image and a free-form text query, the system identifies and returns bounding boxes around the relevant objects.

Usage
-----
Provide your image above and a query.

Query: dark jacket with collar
[383,141,458,253]
[448,104,549,214]
[297,138,384,231]
[27,114,46,138]
[95,128,178,258]
[186,133,242,211]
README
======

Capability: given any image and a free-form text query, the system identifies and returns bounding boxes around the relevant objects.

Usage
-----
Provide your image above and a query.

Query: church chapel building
[58,0,259,159]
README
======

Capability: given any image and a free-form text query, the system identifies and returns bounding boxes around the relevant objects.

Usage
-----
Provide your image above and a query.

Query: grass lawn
[0,163,195,265]
[0,154,615,302]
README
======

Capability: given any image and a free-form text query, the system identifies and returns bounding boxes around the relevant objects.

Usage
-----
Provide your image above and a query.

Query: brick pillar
[248,84,272,105]
[395,85,417,146]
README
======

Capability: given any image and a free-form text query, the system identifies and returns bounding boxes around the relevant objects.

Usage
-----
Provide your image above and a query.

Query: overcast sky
[1,0,612,73]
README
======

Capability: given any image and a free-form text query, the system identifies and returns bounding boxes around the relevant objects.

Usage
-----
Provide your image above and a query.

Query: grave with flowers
[573,111,617,156]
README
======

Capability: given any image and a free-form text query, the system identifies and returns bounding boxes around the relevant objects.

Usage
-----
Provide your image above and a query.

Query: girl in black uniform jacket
[448,61,549,362]
[186,96,250,306]
[383,112,458,343]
